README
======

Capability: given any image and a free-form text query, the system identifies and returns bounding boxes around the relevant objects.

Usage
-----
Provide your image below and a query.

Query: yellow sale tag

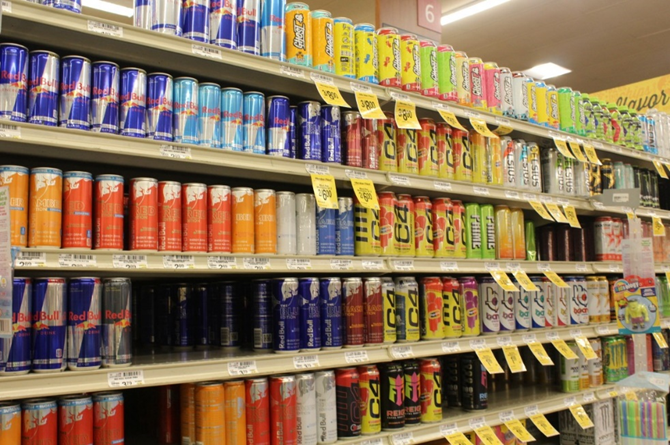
[493,124,514,136]
[475,348,505,374]
[583,144,601,164]
[608,390,618,398]
[529,413,559,437]
[666,271,670,283]
[574,336,598,360]
[544,271,568,287]
[569,141,588,162]
[437,109,467,131]
[626,210,637,221]
[654,160,669,179]
[512,270,538,291]
[563,205,581,228]
[310,174,338,209]
[544,202,568,223]
[653,331,669,349]
[355,91,386,119]
[395,100,421,129]
[552,338,579,360]
[490,270,518,292]
[469,118,499,138]
[350,179,379,209]
[529,200,554,221]
[569,405,594,429]
[625,391,638,401]
[504,419,536,443]
[503,345,526,373]
[528,342,554,366]
[475,426,504,445]
[553,138,575,159]
[445,432,474,445]
[314,82,350,108]
[653,216,665,236]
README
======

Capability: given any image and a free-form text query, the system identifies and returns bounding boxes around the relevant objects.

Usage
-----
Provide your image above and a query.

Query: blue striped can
[266,95,290,156]
[4,277,31,374]
[146,72,174,141]
[321,104,341,163]
[316,204,337,255]
[237,0,261,55]
[252,280,273,350]
[336,197,354,255]
[514,285,531,331]
[221,87,244,151]
[0,43,29,122]
[67,277,102,370]
[320,277,343,349]
[45,0,81,13]
[31,277,66,371]
[59,55,91,130]
[182,0,209,42]
[213,281,240,349]
[28,50,59,126]
[288,105,297,158]
[297,100,321,160]
[152,0,183,36]
[210,0,237,48]
[261,0,286,60]
[119,67,147,138]
[173,77,199,144]
[134,0,152,29]
[243,91,265,154]
[272,277,300,352]
[198,82,222,148]
[299,277,321,351]
[91,61,120,134]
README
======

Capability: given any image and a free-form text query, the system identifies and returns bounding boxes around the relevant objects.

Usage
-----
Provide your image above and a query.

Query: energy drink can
[93,393,124,444]
[471,133,490,184]
[498,285,515,333]
[334,17,355,78]
[461,353,487,410]
[515,140,530,189]
[414,196,434,257]
[296,193,316,256]
[173,77,199,144]
[437,44,457,102]
[419,359,442,423]
[22,399,58,444]
[531,81,547,125]
[336,197,354,256]
[320,277,342,349]
[252,280,273,351]
[224,381,247,445]
[232,187,255,254]
[400,34,421,92]
[91,61,120,134]
[484,61,501,114]
[377,27,401,88]
[182,0,209,42]
[442,277,463,338]
[556,285,569,327]
[312,10,335,73]
[182,183,208,252]
[442,356,460,408]
[541,147,564,195]
[243,91,265,154]
[397,128,419,174]
[299,278,321,351]
[0,43,28,123]
[343,277,364,347]
[198,82,222,148]
[354,23,378,83]
[452,200,467,258]
[588,338,604,387]
[454,51,470,106]
[480,204,495,260]
[547,85,559,129]
[500,67,514,117]
[418,118,439,176]
[6,277,31,374]
[210,0,237,48]
[381,278,396,344]
[510,207,525,260]
[354,198,381,256]
[436,123,454,179]
[501,137,516,188]
[531,277,546,329]
[146,72,174,141]
[565,276,589,325]
[207,184,232,253]
[586,277,600,324]
[379,191,397,256]
[479,277,501,335]
[321,105,341,163]
[67,277,102,370]
[260,0,285,60]
[563,156,575,195]
[419,277,444,340]
[59,56,91,130]
[542,277,556,328]
[489,137,503,185]
[62,171,93,249]
[465,202,482,259]
[394,194,415,256]
[285,2,312,67]
[0,166,28,247]
[315,370,337,444]
[335,368,361,438]
[419,40,438,97]
[395,277,420,342]
[453,129,472,182]
[460,277,480,336]
[342,111,362,167]
[358,365,381,434]
[512,72,529,120]
[298,101,321,160]
[32,278,67,372]
[180,384,196,444]
[172,284,194,350]
[221,87,244,151]
[528,142,542,192]
[237,0,261,55]
[363,278,384,345]
[316,204,336,255]
[272,277,300,352]
[380,363,404,430]
[296,373,317,445]
[94,174,124,250]
[469,57,485,110]
[431,198,451,257]
[28,50,59,126]
[403,360,421,425]
[119,67,147,138]
[378,112,398,171]
[270,376,298,444]
[559,341,581,392]
[29,167,62,248]
[601,159,615,190]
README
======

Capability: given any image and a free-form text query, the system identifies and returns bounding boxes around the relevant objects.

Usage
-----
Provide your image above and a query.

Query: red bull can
[67,277,102,371]
[334,17,354,78]
[442,277,462,338]
[182,183,208,252]
[208,185,232,253]
[22,399,57,444]
[0,165,29,247]
[221,87,244,151]
[312,10,335,73]
[377,27,401,88]
[28,50,59,126]
[94,174,124,250]
[120,67,147,138]
[62,171,93,249]
[91,61,120,134]
[93,392,124,444]
[102,278,132,367]
[0,402,21,443]
[342,111,362,166]
[354,23,378,83]
[210,0,237,48]
[157,181,182,252]
[335,368,361,438]
[260,0,285,60]
[358,365,381,434]
[32,278,66,372]
[420,277,444,339]
[58,395,93,445]
[266,95,291,157]
[295,373,316,445]
[320,277,343,349]
[173,77,199,145]
[0,43,28,122]
[272,278,300,352]
[245,378,270,445]
[321,105,341,163]
[146,72,174,141]
[270,375,298,445]
[400,34,420,92]
[237,0,261,55]
[419,40,438,97]
[59,55,91,129]
[299,278,321,351]
[4,278,31,374]
[130,177,158,251]
[244,91,266,154]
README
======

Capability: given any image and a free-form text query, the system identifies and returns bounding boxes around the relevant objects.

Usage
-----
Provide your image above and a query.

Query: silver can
[277,191,297,255]
[102,277,132,367]
[563,156,575,195]
[479,279,501,335]
[541,147,564,195]
[500,136,516,188]
[573,161,590,197]
[514,139,529,189]
[499,289,515,333]
[297,373,318,445]
[512,72,529,120]
[541,278,556,328]
[624,163,635,188]
[500,67,514,118]
[315,370,337,444]
[296,193,317,255]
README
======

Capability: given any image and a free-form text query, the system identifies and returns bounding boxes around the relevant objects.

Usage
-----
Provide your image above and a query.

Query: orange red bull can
[0,402,20,444]
[414,196,434,257]
[285,2,312,67]
[400,34,420,92]
[62,171,93,249]
[419,358,442,422]
[245,378,270,445]
[180,383,196,445]
[0,165,29,247]
[182,183,207,252]
[394,194,415,256]
[452,129,472,182]
[378,112,397,172]
[224,381,246,445]
[129,177,158,250]
[378,191,397,256]
[158,181,182,252]
[452,200,467,258]
[254,189,277,254]
[377,27,401,88]
[232,187,255,253]
[29,167,62,248]
[94,174,124,250]
[420,278,444,339]
[397,128,418,174]
[418,118,438,177]
[22,399,57,445]
[436,123,454,180]
[432,198,453,258]
[208,185,232,253]
[195,382,225,444]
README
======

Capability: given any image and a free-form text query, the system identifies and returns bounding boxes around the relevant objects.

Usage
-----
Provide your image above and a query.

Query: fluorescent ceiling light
[82,0,133,16]
[522,62,572,80]
[441,0,510,25]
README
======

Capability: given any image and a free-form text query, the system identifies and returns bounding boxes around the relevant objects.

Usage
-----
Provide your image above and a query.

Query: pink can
[182,183,208,252]
[208,185,232,253]
[468,57,485,110]
[129,177,158,250]
[94,174,124,250]
[483,62,501,115]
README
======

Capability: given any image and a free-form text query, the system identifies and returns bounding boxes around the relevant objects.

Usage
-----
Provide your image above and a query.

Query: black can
[173,283,194,349]
[156,284,174,348]
[650,172,660,208]
[192,283,208,349]
[380,363,405,430]
[403,360,421,425]
[633,165,641,189]
[601,159,614,190]
[641,169,652,207]
[139,285,156,347]
[460,353,488,411]
[589,164,602,195]
[442,355,460,408]
[335,367,362,438]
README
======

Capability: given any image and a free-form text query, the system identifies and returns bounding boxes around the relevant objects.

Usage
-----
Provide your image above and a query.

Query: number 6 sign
[418,0,442,33]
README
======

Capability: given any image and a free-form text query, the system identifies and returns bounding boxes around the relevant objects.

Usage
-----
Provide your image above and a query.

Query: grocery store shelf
[395,258,598,275]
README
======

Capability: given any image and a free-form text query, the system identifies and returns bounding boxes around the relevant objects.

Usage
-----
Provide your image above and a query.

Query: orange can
[129,177,158,251]
[158,181,182,252]
[182,183,207,252]
[224,381,246,445]
[207,185,232,253]
[29,167,62,248]
[195,382,225,445]
[254,189,277,254]
[0,165,29,247]
[180,384,195,445]
[232,187,255,253]
[0,402,21,445]
[62,171,93,249]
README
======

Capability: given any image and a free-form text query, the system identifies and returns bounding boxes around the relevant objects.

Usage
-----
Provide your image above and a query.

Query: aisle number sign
[310,174,338,209]
[355,91,386,119]
[350,179,379,209]
[394,100,421,129]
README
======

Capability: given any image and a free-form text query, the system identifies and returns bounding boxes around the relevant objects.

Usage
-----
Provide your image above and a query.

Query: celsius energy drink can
[272,278,300,352]
[119,67,147,138]
[312,10,335,73]
[336,368,362,438]
[102,278,132,367]
[29,167,62,248]
[173,77,199,145]
[237,0,261,55]
[146,72,174,141]
[315,370,337,443]
[0,43,28,122]
[94,174,124,250]
[0,165,29,247]
[377,27,401,88]
[285,2,312,67]
[129,177,159,250]
[62,171,93,249]
[210,0,237,48]
[260,0,285,60]
[460,277,480,336]
[67,277,102,370]
[59,56,91,130]
[158,181,182,252]
[6,278,31,374]
[32,278,66,372]
[28,50,59,126]
[91,61,120,134]
[221,87,244,151]
[334,17,355,78]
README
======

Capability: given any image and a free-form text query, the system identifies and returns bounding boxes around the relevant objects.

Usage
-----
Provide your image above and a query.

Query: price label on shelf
[330,259,353,270]
[574,336,598,360]
[553,138,575,159]
[107,370,144,388]
[473,186,490,196]
[528,342,554,366]
[576,263,588,272]
[113,254,148,269]
[436,108,468,131]
[502,344,526,373]
[528,412,559,437]
[595,325,614,336]
[390,432,413,445]
[528,200,554,221]
[191,44,222,60]
[286,258,312,270]
[543,271,568,287]
[0,123,20,138]
[654,160,669,179]
[228,361,258,376]
[441,261,459,271]
[390,346,414,359]
[474,426,504,445]
[394,100,421,129]
[469,118,499,138]
[474,348,504,374]
[310,173,338,209]
[88,20,124,37]
[445,433,474,445]
[653,216,665,236]
[569,404,594,429]
[442,341,461,353]
[344,350,369,364]
[1,1,11,13]
[162,255,194,269]
[350,179,379,209]
[243,257,271,270]
[435,181,452,192]
[160,145,192,159]
[207,256,237,270]
[569,141,588,162]
[544,202,569,223]
[551,338,579,360]
[355,91,386,119]
[362,259,384,270]
[59,254,97,268]
[280,65,306,78]
[361,439,384,445]
[582,144,601,164]
[512,270,538,291]
[388,174,411,186]
[504,419,535,443]
[653,331,669,349]
[310,73,350,108]
[15,251,46,267]
[392,260,414,271]
[493,118,513,136]
[489,270,518,292]
[293,355,320,369]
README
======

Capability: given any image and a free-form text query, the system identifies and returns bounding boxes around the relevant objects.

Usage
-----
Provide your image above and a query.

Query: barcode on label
[192,44,222,59]
[59,254,96,267]
[163,255,195,269]
[244,257,270,270]
[107,370,144,387]
[160,145,192,159]
[1,1,11,12]
[207,256,237,269]
[16,252,46,267]
[0,123,20,138]
[344,350,369,363]
[87,20,123,37]
[280,65,306,78]
[0,319,10,336]
[113,254,147,269]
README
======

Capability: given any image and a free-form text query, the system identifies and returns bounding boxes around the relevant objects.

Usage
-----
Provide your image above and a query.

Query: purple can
[213,281,240,349]
[252,279,273,351]
[173,284,194,349]
[28,50,59,126]
[321,104,341,163]
[210,0,238,48]
[272,277,299,352]
[32,277,67,372]
[243,91,265,154]
[288,105,297,158]
[59,55,91,130]
[236,0,261,55]
[459,276,480,336]
[297,100,321,160]
[266,95,290,156]
[221,87,244,151]
[0,43,29,122]
[67,277,102,371]
[316,205,337,255]
[299,278,321,351]
[182,0,210,41]
[91,61,120,134]
[4,278,31,374]
[120,67,147,138]
[146,72,174,141]
[320,277,342,349]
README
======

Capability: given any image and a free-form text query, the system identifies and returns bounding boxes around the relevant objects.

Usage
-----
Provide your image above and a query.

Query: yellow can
[452,200,467,259]
[547,84,560,129]
[400,34,421,92]
[419,358,443,423]
[285,2,312,67]
[354,23,378,83]
[526,79,537,123]
[453,129,473,182]
[379,191,397,256]
[437,123,455,180]
[311,10,334,73]
[354,198,381,255]
[377,27,401,88]
[397,128,419,174]
[442,277,463,338]
[470,132,489,184]
[488,137,503,185]
[379,112,398,172]
[334,17,354,78]
[432,198,454,258]
[418,118,439,177]
[414,196,434,258]
[528,142,541,190]
[454,51,470,107]
[394,194,415,256]
[534,81,548,126]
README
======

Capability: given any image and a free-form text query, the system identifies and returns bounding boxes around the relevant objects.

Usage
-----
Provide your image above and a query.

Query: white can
[296,193,317,255]
[594,217,614,261]
[573,161,590,197]
[297,373,318,445]
[586,277,601,324]
[500,68,514,118]
[563,156,575,196]
[499,290,515,333]
[315,370,337,444]
[542,278,556,328]
[556,285,569,327]
[566,276,589,325]
[514,140,530,189]
[588,338,603,387]
[612,218,623,261]
[512,72,529,120]
[514,288,531,331]
[479,278,500,335]
[528,142,542,192]
[277,191,297,255]
[500,136,516,188]
[541,148,563,195]
[530,277,545,329]
[597,277,610,323]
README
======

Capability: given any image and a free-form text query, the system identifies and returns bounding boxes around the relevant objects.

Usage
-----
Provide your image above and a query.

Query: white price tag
[163,255,195,269]
[525,405,539,416]
[113,254,148,269]
[434,181,452,191]
[505,190,520,199]
[499,410,515,423]
[350,82,373,94]
[390,346,414,359]
[362,260,383,270]
[243,257,271,270]
[442,342,461,353]
[594,141,604,149]
[497,336,513,346]
[523,334,537,343]
[160,145,192,159]
[583,392,596,403]
[441,423,459,436]
[344,350,369,364]
[441,261,458,271]
[546,331,560,341]
[345,169,368,179]
[473,186,490,196]
[537,263,551,272]
[305,164,330,175]
[484,262,500,271]
[87,20,123,37]
[592,201,605,210]
[191,44,222,60]
[609,263,621,272]
[59,254,96,268]
[15,251,46,267]
[280,65,306,78]
[330,259,353,270]
[287,258,312,270]
[522,193,537,201]
[564,396,577,407]
[391,432,413,445]
[464,110,480,118]
[0,123,20,138]
[361,439,384,445]
[388,174,411,186]
[228,361,258,376]
[207,256,237,270]
[1,1,11,12]
[576,263,588,272]
[310,72,335,85]
[392,260,414,271]
[293,355,320,369]
[470,339,486,350]
[389,92,410,102]
[108,370,144,387]
[570,329,583,338]
[539,195,553,203]
[595,325,613,336]
[469,417,486,429]
[506,262,520,271]
[557,198,570,206]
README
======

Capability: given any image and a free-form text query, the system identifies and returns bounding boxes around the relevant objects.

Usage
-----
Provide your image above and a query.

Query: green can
[581,94,595,137]
[419,40,438,97]
[525,220,536,261]
[592,99,605,140]
[657,275,670,317]
[619,106,632,147]
[558,87,574,133]
[630,111,643,150]
[464,202,481,259]
[572,90,583,135]
[559,341,581,392]
[602,104,613,143]
[480,204,495,260]
[437,44,457,101]
[602,336,617,383]
[608,104,621,144]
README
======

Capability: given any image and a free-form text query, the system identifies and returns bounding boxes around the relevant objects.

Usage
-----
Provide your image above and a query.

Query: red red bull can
[93,392,124,445]
[62,171,93,249]
[358,365,381,434]
[58,395,93,445]
[94,174,124,250]
[0,402,21,444]
[158,181,182,252]
[29,167,62,248]
[414,196,434,257]
[22,399,57,445]
[363,278,383,345]
[420,277,444,339]
[67,277,102,370]
[0,165,29,247]
[130,177,158,251]
[419,358,442,423]
[182,183,207,252]
[418,118,438,177]
[400,34,420,92]
[270,375,297,445]
[246,378,270,445]
[343,277,364,347]
[342,111,362,167]
[436,123,454,180]
[335,368,361,438]
[362,118,380,170]
[208,185,232,253]
[158,386,179,445]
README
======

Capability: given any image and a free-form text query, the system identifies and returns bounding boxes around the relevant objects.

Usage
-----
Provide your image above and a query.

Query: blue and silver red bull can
[45,0,81,13]
[134,0,151,29]
[212,281,240,349]
[210,0,237,48]
[299,277,321,351]
[152,0,183,35]
[336,197,354,256]
[59,55,91,130]
[316,204,337,255]
[146,72,174,141]
[266,95,290,156]
[320,277,343,348]
[198,82,222,148]
[173,76,199,145]
[182,0,209,42]
[321,104,341,163]
[289,105,297,158]
[272,277,300,352]
[260,0,286,60]
[252,279,273,351]
[120,67,147,138]
[4,278,31,374]
[0,43,29,122]
[298,100,321,160]
[237,0,261,55]
[102,278,132,367]
[221,87,244,151]
[91,61,120,134]
[28,50,59,126]
[32,277,67,372]
[243,91,265,154]
[67,277,102,371]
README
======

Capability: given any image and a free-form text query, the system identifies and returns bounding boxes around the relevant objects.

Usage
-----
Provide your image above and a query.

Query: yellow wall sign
[591,73,670,114]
